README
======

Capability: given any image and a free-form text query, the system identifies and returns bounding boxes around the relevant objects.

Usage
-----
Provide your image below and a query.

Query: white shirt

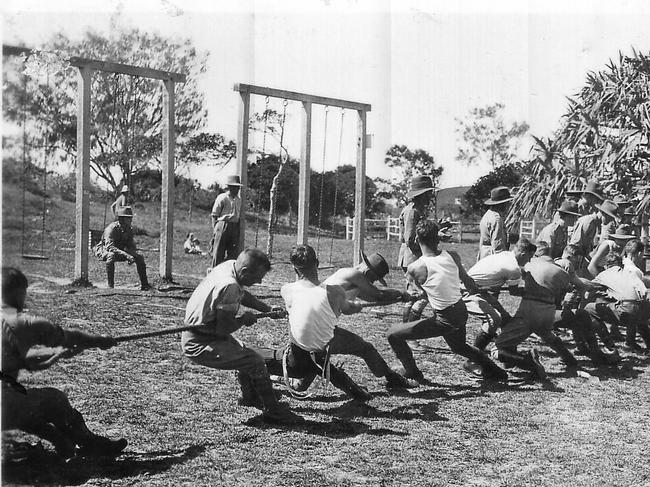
[281,280,338,352]
[420,251,462,310]
[467,251,522,289]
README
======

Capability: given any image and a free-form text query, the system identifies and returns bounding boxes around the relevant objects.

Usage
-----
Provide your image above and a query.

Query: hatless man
[94,206,151,290]
[211,175,243,267]
[181,248,304,424]
[387,220,508,383]
[478,186,513,261]
[260,245,416,398]
[2,267,126,459]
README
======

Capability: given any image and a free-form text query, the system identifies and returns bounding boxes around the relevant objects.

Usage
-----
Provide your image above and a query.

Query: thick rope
[282,345,331,399]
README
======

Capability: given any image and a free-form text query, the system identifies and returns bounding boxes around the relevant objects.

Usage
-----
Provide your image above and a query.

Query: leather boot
[494,348,546,380]
[237,371,262,409]
[249,373,304,424]
[106,263,115,288]
[63,410,127,457]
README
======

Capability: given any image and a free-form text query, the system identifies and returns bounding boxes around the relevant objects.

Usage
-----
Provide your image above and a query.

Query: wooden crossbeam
[2,44,186,82]
[234,83,371,112]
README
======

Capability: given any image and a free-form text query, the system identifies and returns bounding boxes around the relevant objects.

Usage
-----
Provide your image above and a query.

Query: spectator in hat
[478,186,513,261]
[183,232,205,255]
[621,206,641,237]
[588,224,637,278]
[398,175,434,272]
[577,180,605,215]
[210,175,243,268]
[110,185,130,219]
[536,200,582,259]
[569,199,619,261]
[93,207,151,290]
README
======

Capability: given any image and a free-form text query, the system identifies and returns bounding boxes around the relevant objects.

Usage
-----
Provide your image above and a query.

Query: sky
[3,0,650,189]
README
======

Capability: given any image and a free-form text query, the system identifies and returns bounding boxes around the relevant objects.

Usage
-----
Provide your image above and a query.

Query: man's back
[468,251,520,289]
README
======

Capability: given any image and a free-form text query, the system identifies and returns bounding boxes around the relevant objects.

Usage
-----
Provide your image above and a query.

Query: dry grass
[3,184,650,486]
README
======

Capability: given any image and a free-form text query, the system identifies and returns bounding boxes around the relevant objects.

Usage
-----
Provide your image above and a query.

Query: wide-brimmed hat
[484,186,513,205]
[406,175,434,199]
[610,224,636,240]
[582,180,605,201]
[557,200,582,216]
[594,200,619,221]
[116,206,134,218]
[360,251,389,286]
[121,185,129,193]
[226,175,243,187]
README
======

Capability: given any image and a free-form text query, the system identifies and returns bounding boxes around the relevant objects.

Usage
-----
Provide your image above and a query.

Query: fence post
[386,217,390,241]
[458,220,463,243]
[532,220,537,239]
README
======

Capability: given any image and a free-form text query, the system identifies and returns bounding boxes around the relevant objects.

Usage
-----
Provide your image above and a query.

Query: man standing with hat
[398,175,435,272]
[211,175,243,268]
[110,184,130,219]
[570,199,619,261]
[536,200,582,259]
[93,206,151,290]
[478,186,513,261]
[577,180,605,215]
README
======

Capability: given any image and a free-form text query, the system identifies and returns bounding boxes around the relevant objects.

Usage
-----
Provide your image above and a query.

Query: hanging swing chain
[316,106,330,253]
[255,96,271,247]
[40,72,50,256]
[21,75,28,257]
[329,109,345,264]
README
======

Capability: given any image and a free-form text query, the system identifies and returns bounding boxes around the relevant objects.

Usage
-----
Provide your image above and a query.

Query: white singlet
[282,281,338,352]
[420,251,462,310]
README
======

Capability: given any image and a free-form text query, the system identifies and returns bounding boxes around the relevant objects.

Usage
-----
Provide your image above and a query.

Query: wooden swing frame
[233,83,371,266]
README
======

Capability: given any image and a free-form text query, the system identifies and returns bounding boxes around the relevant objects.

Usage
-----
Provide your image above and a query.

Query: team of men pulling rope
[2,175,650,460]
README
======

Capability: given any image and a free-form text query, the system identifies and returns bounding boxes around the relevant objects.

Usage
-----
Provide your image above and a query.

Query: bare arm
[587,244,609,278]
[346,270,406,302]
[326,285,362,315]
[448,250,479,294]
[406,261,428,299]
[241,290,272,312]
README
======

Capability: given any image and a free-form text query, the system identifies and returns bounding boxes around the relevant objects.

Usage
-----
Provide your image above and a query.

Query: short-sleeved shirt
[467,251,521,290]
[184,260,244,335]
[522,255,571,304]
[211,193,241,224]
[2,306,65,378]
[478,209,508,260]
[569,213,601,257]
[537,220,568,259]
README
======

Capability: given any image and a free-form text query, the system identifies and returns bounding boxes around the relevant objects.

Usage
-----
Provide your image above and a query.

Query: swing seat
[21,254,49,260]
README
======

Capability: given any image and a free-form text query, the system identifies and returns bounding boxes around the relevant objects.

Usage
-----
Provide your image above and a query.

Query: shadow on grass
[242,411,409,438]
[584,354,650,382]
[2,440,208,486]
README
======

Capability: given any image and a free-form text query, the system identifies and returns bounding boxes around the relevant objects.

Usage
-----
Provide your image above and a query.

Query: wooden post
[458,220,463,243]
[386,217,390,241]
[353,110,367,266]
[160,79,175,280]
[297,101,312,245]
[236,91,251,251]
[74,66,92,284]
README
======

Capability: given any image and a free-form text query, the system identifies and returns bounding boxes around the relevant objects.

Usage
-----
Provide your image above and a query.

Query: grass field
[3,185,650,487]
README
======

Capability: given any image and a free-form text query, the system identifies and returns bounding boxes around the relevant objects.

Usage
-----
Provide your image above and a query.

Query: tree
[383,145,443,207]
[455,103,529,169]
[462,162,527,217]
[2,27,233,194]
[508,50,650,225]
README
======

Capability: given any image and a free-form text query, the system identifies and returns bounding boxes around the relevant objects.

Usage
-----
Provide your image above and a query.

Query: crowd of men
[3,175,649,460]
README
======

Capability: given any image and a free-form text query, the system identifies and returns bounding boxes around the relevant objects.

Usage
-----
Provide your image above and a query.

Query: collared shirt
[398,202,426,267]
[184,260,244,335]
[467,251,521,289]
[522,255,570,304]
[2,306,64,378]
[593,266,646,302]
[569,213,601,257]
[99,221,137,254]
[537,220,569,259]
[211,192,241,224]
[478,208,508,259]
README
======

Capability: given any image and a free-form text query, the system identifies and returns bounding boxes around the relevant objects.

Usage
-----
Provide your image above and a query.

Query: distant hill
[435,186,470,219]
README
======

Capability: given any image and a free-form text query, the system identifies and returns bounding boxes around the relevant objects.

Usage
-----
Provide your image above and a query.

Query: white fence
[346,217,401,241]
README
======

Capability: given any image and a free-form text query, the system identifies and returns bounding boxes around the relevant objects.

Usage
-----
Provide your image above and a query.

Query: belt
[522,296,555,306]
